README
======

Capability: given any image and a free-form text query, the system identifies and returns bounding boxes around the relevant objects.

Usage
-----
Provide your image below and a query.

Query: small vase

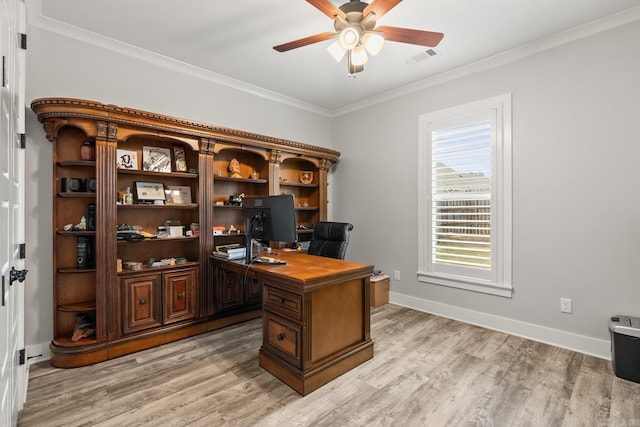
[80,141,95,161]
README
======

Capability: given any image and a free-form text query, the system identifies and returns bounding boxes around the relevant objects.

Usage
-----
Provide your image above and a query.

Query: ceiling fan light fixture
[339,26,360,50]
[362,31,384,56]
[351,44,368,66]
[327,40,346,61]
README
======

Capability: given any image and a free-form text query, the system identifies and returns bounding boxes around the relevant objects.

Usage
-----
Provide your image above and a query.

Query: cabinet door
[245,276,263,305]
[163,268,197,324]
[122,274,163,333]
[215,267,244,312]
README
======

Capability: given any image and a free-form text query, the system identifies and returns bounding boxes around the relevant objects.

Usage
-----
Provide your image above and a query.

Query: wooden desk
[210,252,374,395]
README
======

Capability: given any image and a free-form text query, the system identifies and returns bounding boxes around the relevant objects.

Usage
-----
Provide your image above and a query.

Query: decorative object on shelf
[134,181,166,202]
[165,185,192,204]
[190,223,199,237]
[116,149,138,170]
[76,236,91,268]
[85,178,96,192]
[226,193,244,206]
[61,177,82,192]
[173,145,187,172]
[71,313,95,342]
[123,186,134,205]
[300,171,313,184]
[251,170,259,179]
[142,146,171,172]
[228,158,242,178]
[86,203,96,231]
[80,141,96,161]
[216,170,222,177]
[75,216,87,231]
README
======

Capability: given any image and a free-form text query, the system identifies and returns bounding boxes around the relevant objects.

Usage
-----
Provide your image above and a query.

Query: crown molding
[26,1,640,118]
[26,0,333,118]
[332,5,640,117]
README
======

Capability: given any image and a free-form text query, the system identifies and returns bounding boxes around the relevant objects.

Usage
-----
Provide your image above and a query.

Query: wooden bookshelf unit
[32,97,340,368]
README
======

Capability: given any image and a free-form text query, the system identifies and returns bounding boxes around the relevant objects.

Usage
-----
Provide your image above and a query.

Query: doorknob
[10,267,28,286]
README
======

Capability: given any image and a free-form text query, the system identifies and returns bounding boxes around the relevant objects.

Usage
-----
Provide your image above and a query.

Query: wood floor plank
[18,305,640,427]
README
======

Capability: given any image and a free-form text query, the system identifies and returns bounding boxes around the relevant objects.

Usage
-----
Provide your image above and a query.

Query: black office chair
[307,221,353,260]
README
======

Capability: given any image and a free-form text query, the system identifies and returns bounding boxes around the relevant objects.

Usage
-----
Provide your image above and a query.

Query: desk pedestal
[253,252,373,395]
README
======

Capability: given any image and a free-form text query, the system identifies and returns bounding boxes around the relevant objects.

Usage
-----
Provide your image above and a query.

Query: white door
[0,0,27,425]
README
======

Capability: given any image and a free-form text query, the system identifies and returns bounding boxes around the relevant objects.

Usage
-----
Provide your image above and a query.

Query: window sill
[417,271,513,298]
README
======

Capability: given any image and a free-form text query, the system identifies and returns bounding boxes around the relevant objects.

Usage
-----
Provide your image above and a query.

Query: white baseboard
[26,342,50,366]
[389,292,611,360]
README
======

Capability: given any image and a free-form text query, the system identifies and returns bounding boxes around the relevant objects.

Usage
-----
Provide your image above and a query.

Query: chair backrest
[307,221,353,260]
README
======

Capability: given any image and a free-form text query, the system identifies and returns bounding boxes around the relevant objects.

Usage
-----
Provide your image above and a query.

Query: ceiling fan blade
[306,0,346,20]
[363,0,403,19]
[273,32,336,52]
[376,25,444,47]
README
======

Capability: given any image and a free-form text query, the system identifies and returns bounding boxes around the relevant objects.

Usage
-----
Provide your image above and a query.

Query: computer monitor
[242,194,296,263]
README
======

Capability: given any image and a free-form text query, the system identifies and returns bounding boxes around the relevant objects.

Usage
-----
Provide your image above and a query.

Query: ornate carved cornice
[31,97,341,161]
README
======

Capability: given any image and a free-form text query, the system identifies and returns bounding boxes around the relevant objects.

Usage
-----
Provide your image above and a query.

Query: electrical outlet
[560,298,572,314]
[394,270,401,281]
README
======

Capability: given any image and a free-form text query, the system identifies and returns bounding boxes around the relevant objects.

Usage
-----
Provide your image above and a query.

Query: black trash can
[609,315,640,383]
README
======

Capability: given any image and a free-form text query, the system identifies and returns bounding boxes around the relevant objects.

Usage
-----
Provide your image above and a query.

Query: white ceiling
[31,0,640,113]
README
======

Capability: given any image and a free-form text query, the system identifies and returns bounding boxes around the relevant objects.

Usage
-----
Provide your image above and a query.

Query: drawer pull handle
[278,298,284,304]
[177,292,183,299]
[277,333,285,341]
[139,298,146,305]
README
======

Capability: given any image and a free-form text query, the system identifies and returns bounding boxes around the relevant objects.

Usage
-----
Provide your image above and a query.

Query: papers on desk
[212,244,246,260]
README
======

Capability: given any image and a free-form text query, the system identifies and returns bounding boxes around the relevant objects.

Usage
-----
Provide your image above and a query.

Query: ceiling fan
[273,0,444,75]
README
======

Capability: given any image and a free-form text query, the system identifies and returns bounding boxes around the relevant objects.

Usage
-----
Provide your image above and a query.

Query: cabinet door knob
[177,292,183,299]
[278,298,284,304]
[139,299,146,305]
[277,333,285,341]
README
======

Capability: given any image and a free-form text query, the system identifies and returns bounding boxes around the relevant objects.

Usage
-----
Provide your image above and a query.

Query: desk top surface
[212,251,373,286]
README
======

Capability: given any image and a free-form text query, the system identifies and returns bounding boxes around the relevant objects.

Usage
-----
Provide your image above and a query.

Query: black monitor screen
[243,194,296,262]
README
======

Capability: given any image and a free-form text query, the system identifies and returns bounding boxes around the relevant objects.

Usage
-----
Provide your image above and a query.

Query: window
[418,94,512,297]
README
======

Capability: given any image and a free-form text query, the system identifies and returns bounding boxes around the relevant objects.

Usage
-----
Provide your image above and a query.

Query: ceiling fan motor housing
[334,1,376,34]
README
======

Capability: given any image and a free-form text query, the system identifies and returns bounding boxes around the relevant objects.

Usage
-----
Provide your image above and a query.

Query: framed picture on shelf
[173,145,187,172]
[135,181,166,202]
[116,149,138,170]
[165,185,192,204]
[142,146,171,172]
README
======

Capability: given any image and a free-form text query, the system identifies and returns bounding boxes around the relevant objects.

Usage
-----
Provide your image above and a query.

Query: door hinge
[18,349,25,365]
[19,243,26,258]
[20,33,27,50]
[19,133,26,150]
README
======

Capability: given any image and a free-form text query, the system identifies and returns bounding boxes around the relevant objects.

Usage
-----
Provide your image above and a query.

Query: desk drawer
[264,285,302,320]
[264,313,301,367]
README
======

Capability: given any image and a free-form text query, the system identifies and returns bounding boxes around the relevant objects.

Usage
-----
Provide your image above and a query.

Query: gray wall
[25,15,640,360]
[333,20,640,358]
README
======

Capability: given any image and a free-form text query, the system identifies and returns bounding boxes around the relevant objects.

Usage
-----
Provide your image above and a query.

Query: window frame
[418,94,513,297]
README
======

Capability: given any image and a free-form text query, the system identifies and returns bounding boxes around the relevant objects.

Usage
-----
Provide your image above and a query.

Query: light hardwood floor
[19,304,640,426]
